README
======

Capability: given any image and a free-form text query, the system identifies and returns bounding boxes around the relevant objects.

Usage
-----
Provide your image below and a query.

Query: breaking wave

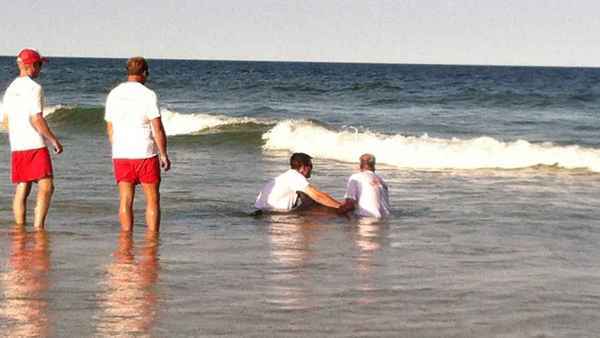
[262,120,600,172]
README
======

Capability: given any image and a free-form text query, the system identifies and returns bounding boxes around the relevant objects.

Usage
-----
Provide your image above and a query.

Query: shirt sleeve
[146,92,160,120]
[289,172,310,193]
[29,86,43,116]
[344,177,360,201]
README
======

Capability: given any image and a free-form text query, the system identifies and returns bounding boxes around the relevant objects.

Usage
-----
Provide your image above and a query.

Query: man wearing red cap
[1,49,63,229]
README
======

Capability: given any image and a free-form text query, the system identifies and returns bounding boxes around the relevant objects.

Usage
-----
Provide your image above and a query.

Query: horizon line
[0,54,598,69]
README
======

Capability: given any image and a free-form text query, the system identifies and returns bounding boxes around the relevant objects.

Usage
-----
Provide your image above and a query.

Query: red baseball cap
[17,49,48,65]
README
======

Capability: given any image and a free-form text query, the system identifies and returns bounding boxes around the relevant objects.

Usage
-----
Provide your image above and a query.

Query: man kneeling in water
[255,153,341,213]
[338,154,391,219]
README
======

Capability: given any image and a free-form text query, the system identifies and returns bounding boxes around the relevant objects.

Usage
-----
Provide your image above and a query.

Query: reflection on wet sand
[96,231,160,337]
[267,215,324,310]
[0,226,51,337]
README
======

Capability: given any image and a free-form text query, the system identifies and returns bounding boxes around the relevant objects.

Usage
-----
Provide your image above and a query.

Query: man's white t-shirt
[255,169,310,211]
[105,82,160,159]
[1,77,46,151]
[344,171,391,218]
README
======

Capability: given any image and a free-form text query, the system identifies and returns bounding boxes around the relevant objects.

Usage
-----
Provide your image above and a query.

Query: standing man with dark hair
[339,154,391,218]
[255,152,341,212]
[105,57,170,232]
[1,49,63,229]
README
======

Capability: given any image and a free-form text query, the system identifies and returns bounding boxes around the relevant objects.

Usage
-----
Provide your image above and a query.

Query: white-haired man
[339,154,390,218]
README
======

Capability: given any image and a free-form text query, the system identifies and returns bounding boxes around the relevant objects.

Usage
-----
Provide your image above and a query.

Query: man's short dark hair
[127,56,148,76]
[290,153,312,169]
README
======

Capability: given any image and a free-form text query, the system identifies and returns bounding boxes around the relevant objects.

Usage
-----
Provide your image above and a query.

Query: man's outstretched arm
[304,185,341,209]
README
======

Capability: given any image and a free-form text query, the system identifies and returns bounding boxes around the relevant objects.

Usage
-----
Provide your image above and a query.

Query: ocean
[1,57,600,337]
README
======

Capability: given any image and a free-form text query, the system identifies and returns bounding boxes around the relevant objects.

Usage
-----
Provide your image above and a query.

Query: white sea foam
[160,109,272,136]
[263,120,600,172]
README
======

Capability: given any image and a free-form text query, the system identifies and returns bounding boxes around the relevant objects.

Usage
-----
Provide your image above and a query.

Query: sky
[1,0,600,67]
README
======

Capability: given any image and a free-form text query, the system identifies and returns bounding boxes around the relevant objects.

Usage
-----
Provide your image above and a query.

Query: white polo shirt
[105,82,160,159]
[255,169,310,211]
[1,77,46,151]
[344,171,391,218]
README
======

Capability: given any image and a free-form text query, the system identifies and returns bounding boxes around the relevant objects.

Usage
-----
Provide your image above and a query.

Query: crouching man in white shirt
[339,154,390,219]
[255,153,341,212]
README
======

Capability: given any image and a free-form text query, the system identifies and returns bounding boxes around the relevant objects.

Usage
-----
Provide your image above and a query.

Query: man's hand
[51,139,63,154]
[337,199,356,214]
[160,154,171,172]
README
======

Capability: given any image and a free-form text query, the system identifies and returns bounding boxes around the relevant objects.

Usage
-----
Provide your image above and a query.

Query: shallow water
[1,159,600,337]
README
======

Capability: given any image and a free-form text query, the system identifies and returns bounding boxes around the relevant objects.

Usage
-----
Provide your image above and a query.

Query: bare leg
[141,182,160,233]
[118,182,135,232]
[13,182,32,225]
[33,178,54,229]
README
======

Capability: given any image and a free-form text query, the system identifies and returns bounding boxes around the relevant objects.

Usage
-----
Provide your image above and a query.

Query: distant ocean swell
[3,103,600,173]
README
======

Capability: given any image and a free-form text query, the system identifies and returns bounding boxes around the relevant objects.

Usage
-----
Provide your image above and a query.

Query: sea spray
[262,119,600,172]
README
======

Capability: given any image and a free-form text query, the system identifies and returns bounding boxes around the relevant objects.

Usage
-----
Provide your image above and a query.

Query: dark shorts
[113,156,160,185]
[295,191,317,210]
[11,147,53,183]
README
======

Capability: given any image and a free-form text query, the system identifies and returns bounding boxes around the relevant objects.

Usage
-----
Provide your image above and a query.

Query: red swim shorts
[11,147,53,183]
[113,156,160,185]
